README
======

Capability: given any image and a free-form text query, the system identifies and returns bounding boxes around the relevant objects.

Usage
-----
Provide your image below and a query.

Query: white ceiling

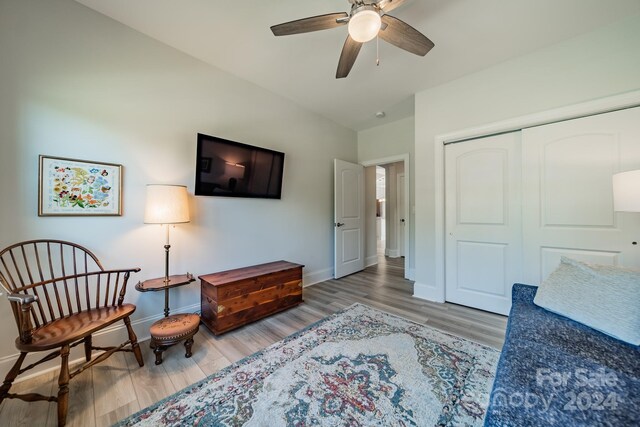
[74,0,640,131]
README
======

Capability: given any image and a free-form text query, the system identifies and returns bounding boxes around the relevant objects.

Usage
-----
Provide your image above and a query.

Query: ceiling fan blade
[378,0,408,13]
[271,13,348,36]
[336,35,363,79]
[379,14,434,56]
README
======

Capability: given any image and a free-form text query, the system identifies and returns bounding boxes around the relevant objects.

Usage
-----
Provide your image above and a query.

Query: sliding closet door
[445,132,522,315]
[522,107,640,284]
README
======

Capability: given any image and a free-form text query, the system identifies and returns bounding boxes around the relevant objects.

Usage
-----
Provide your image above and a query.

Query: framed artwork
[38,155,123,216]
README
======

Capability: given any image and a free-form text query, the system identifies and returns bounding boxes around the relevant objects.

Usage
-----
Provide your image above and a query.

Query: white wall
[414,14,640,299]
[0,0,356,377]
[358,116,415,277]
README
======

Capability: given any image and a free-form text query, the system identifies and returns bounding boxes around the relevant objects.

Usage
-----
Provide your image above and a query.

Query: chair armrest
[7,294,38,344]
[100,267,141,275]
[7,293,38,305]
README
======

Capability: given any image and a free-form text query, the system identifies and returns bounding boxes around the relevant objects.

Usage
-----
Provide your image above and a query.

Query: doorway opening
[363,157,409,279]
[376,166,386,257]
[334,154,410,281]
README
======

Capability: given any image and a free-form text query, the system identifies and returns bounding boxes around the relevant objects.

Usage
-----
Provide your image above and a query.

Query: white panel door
[334,159,365,279]
[445,132,522,315]
[522,107,640,284]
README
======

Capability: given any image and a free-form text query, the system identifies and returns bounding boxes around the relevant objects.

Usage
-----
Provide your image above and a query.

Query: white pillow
[533,257,640,346]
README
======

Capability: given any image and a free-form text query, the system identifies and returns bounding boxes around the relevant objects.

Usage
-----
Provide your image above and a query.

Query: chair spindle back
[0,240,133,330]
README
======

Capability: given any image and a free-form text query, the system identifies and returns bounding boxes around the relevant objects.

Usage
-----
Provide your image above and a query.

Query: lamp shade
[613,170,640,212]
[348,8,381,43]
[144,184,190,224]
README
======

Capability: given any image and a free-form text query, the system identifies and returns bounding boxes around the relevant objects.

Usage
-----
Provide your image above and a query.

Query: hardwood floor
[0,256,507,426]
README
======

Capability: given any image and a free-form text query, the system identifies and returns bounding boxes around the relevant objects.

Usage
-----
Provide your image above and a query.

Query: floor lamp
[144,184,190,316]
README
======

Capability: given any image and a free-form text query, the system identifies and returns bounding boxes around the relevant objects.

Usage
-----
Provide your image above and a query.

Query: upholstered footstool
[149,313,200,365]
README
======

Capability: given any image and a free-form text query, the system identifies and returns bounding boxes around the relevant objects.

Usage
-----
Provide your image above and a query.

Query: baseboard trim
[413,281,445,303]
[406,267,415,281]
[303,267,334,288]
[0,303,201,384]
[365,255,378,267]
[385,249,400,258]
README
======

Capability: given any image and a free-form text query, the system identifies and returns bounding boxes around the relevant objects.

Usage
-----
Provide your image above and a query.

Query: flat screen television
[195,133,285,199]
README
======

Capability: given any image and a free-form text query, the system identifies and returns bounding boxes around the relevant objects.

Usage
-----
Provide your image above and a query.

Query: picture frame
[38,155,123,216]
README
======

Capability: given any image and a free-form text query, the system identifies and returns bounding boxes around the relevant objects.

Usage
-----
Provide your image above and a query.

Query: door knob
[335,222,345,227]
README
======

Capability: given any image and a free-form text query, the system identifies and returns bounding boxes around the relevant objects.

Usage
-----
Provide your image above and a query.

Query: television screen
[195,133,285,199]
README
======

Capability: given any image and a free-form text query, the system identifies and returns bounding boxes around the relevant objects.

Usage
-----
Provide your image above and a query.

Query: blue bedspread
[484,284,640,426]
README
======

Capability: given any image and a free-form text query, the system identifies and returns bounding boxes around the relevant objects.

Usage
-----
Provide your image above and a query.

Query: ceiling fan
[270,0,434,79]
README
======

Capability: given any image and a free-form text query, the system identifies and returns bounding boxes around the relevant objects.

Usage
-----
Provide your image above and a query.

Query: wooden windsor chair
[0,239,144,426]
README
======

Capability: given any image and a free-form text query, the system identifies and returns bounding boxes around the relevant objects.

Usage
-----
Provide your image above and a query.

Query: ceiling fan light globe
[348,10,381,43]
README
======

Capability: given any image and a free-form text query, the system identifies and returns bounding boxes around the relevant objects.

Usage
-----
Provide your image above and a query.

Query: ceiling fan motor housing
[349,0,384,7]
[348,5,382,43]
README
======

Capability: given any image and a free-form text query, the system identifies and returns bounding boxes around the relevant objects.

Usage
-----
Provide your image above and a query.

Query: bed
[484,284,640,426]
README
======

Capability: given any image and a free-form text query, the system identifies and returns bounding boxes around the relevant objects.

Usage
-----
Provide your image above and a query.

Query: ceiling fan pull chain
[376,34,380,66]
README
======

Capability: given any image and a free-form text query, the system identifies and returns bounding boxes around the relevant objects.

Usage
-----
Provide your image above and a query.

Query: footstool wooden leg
[184,337,194,358]
[153,345,166,365]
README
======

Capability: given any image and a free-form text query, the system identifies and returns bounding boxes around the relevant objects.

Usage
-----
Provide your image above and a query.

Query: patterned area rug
[118,304,500,426]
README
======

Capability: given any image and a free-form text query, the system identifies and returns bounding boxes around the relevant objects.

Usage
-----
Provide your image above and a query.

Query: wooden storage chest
[200,261,304,335]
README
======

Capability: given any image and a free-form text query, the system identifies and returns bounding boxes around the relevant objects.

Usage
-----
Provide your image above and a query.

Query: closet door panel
[445,132,522,315]
[542,134,617,227]
[457,150,507,225]
[522,106,640,285]
[540,248,619,280]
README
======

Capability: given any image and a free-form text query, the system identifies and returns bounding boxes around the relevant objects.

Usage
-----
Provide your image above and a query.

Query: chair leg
[124,317,144,367]
[0,352,27,404]
[84,335,92,362]
[57,345,70,427]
